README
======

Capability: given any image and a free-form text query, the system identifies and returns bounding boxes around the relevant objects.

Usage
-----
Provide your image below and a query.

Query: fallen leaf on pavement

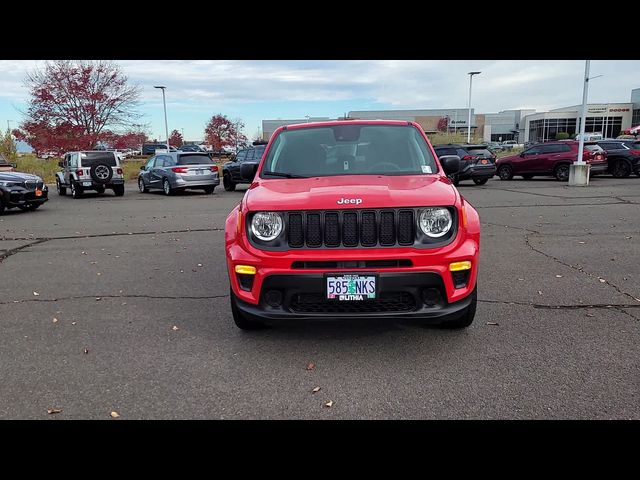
[33,291,39,296]
[598,278,606,283]
[586,313,595,317]
[486,322,499,326]
[324,400,333,408]
[52,318,58,323]
[47,408,62,415]
[71,322,76,325]
[538,291,543,295]
[312,386,321,393]
[83,348,89,354]
[110,411,120,418]
[555,275,563,278]
[197,264,203,267]
[96,297,101,301]
[172,325,179,331]
[306,362,316,371]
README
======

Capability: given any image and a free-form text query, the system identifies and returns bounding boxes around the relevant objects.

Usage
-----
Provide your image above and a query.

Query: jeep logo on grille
[337,198,362,205]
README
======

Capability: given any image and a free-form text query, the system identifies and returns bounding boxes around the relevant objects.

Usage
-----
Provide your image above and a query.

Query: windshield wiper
[262,171,308,178]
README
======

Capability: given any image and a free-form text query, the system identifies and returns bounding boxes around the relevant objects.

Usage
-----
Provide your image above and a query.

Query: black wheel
[230,289,266,330]
[89,162,113,185]
[611,159,631,178]
[138,177,148,193]
[163,178,173,196]
[203,185,215,194]
[56,178,67,196]
[498,165,513,180]
[0,198,4,215]
[522,174,534,180]
[554,164,570,182]
[472,177,489,185]
[113,185,125,197]
[71,182,83,199]
[441,286,477,329]
[95,186,105,194]
[223,174,236,191]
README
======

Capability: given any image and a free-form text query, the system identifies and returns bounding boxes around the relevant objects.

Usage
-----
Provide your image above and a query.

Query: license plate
[195,169,203,175]
[326,274,376,301]
[35,189,42,197]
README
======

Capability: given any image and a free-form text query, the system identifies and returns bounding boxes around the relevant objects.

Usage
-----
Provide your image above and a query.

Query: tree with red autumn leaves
[204,114,247,151]
[13,60,142,154]
[169,129,183,147]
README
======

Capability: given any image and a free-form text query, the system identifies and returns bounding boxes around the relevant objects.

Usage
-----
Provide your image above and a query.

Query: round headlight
[418,208,452,238]
[251,212,283,241]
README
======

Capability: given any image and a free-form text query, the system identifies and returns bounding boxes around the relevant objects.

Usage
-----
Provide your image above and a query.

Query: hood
[244,175,459,211]
[0,171,42,182]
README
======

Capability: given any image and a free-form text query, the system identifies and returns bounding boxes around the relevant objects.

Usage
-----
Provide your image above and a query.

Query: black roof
[433,144,488,149]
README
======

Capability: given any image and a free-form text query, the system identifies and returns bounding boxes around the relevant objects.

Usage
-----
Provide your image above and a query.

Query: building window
[491,133,514,142]
[632,109,640,127]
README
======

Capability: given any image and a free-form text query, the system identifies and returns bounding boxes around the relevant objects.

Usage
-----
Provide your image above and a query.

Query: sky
[1,60,639,145]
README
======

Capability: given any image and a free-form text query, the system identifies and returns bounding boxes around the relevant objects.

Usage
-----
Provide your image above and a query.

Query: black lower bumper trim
[234,272,474,323]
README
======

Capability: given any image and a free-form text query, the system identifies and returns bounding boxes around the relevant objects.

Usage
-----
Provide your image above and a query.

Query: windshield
[177,154,213,165]
[260,124,438,178]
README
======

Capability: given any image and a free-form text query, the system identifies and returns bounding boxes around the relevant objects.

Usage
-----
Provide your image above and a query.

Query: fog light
[235,265,256,275]
[264,290,283,308]
[421,288,441,307]
[449,261,471,272]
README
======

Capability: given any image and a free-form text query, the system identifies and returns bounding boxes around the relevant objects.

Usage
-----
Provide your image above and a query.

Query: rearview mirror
[438,155,460,175]
[240,162,258,181]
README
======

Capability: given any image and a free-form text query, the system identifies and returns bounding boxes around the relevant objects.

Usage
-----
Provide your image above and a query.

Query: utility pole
[569,60,591,186]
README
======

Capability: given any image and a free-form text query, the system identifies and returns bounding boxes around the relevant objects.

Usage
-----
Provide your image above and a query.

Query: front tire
[230,289,266,330]
[472,177,489,185]
[71,182,83,199]
[223,174,236,191]
[554,164,570,182]
[138,177,149,193]
[56,178,67,196]
[441,286,477,329]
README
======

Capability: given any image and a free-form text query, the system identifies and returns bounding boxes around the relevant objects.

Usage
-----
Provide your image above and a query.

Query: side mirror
[439,155,460,175]
[10,163,17,168]
[140,165,146,171]
[240,162,258,181]
[58,160,64,168]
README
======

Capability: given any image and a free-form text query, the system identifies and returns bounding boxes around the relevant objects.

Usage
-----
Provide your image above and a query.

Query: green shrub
[555,132,570,140]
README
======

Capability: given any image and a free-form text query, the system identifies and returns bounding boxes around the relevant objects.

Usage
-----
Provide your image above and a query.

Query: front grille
[286,209,416,248]
[291,259,412,269]
[290,292,415,313]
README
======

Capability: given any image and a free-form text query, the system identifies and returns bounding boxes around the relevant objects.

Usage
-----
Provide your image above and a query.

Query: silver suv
[56,151,125,198]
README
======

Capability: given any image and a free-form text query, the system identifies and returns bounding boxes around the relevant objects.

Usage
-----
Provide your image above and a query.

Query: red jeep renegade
[225,120,480,329]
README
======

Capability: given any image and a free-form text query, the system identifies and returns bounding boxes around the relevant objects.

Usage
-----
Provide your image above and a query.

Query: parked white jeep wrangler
[56,151,125,198]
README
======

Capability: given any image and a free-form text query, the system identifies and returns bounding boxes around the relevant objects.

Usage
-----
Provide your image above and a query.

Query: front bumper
[232,272,475,322]
[3,187,49,207]
[458,164,497,180]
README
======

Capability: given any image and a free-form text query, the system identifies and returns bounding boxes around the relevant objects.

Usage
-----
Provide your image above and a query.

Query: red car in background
[496,141,608,181]
[225,120,480,330]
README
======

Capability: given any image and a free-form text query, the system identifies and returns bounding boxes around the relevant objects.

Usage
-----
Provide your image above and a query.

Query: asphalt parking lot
[1,177,638,419]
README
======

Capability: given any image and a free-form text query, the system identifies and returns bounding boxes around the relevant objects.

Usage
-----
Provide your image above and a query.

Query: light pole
[181,128,184,146]
[154,86,170,152]
[467,71,481,143]
[569,60,595,187]
[305,115,310,123]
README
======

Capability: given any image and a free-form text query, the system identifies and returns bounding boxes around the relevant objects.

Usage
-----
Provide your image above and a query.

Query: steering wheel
[367,162,402,173]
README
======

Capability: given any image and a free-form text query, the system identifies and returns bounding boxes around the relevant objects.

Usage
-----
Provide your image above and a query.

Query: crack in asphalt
[478,299,640,310]
[524,233,640,305]
[0,293,230,305]
[0,239,49,264]
[614,306,640,321]
[0,227,224,243]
